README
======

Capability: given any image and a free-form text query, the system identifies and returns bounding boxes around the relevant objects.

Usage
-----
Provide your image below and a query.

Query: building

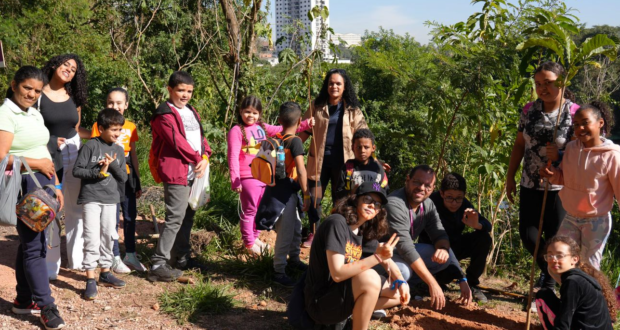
[275,0,330,56]
[331,33,362,47]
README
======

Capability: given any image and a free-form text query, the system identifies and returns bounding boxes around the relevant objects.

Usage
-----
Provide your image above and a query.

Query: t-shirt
[171,103,202,180]
[0,99,52,162]
[335,157,388,200]
[91,121,139,157]
[39,93,79,139]
[304,214,364,304]
[518,99,574,190]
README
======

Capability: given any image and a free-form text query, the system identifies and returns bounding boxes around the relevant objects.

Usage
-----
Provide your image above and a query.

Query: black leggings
[519,187,566,289]
[307,165,341,225]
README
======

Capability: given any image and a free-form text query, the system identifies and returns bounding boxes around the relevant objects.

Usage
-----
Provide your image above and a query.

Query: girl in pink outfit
[541,101,620,270]
[227,96,314,254]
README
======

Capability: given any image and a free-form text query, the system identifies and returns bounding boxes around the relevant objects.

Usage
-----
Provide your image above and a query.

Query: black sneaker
[176,258,208,272]
[148,264,183,282]
[12,299,41,315]
[273,273,296,288]
[289,260,308,272]
[40,304,65,330]
[99,272,126,288]
[471,286,488,303]
[84,279,98,300]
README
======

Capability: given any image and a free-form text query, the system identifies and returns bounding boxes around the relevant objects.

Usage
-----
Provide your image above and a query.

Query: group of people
[0,54,617,330]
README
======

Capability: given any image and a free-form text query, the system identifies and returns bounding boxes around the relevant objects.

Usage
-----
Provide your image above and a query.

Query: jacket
[301,102,367,181]
[149,102,212,186]
[550,138,620,217]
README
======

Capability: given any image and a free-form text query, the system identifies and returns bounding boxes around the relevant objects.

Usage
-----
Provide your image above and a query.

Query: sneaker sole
[12,306,41,315]
[40,318,65,330]
[99,282,126,289]
[124,263,147,272]
[147,274,180,282]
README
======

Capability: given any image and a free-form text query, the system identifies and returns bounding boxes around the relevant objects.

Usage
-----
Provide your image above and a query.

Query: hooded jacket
[550,138,620,217]
[149,102,212,186]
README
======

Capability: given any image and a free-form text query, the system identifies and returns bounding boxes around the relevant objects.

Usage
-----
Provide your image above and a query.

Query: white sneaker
[123,253,147,272]
[247,243,262,255]
[111,256,131,274]
[372,309,387,319]
[530,301,538,313]
[254,239,270,252]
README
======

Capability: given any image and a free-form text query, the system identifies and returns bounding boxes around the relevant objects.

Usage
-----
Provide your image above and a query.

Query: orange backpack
[250,134,299,187]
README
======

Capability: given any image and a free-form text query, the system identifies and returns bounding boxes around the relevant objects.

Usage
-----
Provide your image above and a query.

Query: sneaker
[302,233,314,248]
[40,304,65,330]
[289,260,308,272]
[111,256,131,274]
[371,309,387,319]
[247,243,262,255]
[84,279,98,300]
[471,286,488,303]
[12,299,41,315]
[99,272,126,288]
[176,258,208,272]
[147,264,183,282]
[530,301,537,313]
[48,274,57,281]
[123,253,147,272]
[254,239,271,252]
[273,273,296,288]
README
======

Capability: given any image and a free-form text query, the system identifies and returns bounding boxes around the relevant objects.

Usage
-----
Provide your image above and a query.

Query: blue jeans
[392,243,462,284]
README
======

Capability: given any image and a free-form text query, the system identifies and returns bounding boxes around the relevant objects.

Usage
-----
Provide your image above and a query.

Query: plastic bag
[0,155,22,226]
[189,162,210,210]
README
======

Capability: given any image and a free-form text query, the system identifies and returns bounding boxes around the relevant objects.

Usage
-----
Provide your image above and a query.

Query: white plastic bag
[0,155,22,226]
[189,162,210,210]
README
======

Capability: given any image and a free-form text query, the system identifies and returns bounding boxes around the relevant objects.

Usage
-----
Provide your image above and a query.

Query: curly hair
[333,194,388,241]
[42,54,88,108]
[440,172,467,193]
[545,236,617,322]
[534,61,576,102]
[314,68,360,109]
[577,101,615,137]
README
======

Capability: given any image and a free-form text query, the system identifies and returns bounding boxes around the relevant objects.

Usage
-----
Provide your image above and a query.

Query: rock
[152,303,160,311]
[259,300,267,307]
[104,306,112,311]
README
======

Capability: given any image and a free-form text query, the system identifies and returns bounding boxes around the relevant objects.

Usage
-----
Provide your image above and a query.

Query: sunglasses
[359,194,383,209]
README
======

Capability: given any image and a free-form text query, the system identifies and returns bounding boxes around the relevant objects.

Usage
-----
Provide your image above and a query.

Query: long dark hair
[314,68,360,109]
[5,66,45,99]
[576,101,614,137]
[42,54,88,108]
[333,194,388,241]
[545,236,617,321]
[534,61,576,102]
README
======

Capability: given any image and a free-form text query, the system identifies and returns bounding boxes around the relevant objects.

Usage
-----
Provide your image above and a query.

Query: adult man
[386,165,471,310]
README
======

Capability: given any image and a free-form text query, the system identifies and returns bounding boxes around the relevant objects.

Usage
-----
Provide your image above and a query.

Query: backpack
[250,133,299,187]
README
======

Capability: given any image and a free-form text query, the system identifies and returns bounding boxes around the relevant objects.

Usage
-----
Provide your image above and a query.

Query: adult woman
[40,54,90,279]
[505,61,577,293]
[299,68,368,246]
[0,66,66,329]
[304,182,410,330]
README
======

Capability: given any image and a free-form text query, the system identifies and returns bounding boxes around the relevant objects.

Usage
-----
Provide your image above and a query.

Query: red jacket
[149,102,212,186]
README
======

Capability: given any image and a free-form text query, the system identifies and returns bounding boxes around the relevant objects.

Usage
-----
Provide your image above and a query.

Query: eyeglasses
[410,180,434,192]
[444,197,464,204]
[543,253,570,261]
[360,195,382,209]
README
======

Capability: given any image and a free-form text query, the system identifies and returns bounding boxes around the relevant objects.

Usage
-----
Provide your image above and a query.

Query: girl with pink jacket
[541,101,620,269]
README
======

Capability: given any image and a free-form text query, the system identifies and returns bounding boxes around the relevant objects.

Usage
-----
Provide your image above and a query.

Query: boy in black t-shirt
[256,102,310,287]
[335,129,388,201]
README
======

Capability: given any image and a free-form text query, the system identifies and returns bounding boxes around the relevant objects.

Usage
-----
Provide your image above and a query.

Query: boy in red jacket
[148,71,212,282]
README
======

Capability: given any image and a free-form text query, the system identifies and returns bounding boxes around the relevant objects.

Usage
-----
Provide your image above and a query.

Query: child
[227,95,313,255]
[255,102,310,287]
[73,108,128,300]
[334,129,388,201]
[540,101,620,270]
[535,236,615,330]
[91,88,146,273]
[148,71,212,282]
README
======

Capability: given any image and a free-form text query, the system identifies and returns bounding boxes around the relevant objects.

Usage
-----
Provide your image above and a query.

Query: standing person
[91,88,146,272]
[0,66,66,329]
[227,95,313,255]
[73,108,128,300]
[505,61,578,292]
[535,236,616,330]
[304,182,409,330]
[423,173,492,302]
[40,54,90,279]
[148,71,212,282]
[540,102,619,270]
[299,68,369,247]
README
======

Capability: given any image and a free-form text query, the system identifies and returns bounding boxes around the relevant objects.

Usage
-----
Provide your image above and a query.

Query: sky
[267,0,620,45]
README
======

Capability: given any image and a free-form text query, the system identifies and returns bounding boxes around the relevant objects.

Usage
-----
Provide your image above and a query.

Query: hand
[55,188,64,211]
[505,177,517,204]
[428,280,446,310]
[56,137,66,149]
[374,233,399,260]
[399,282,411,306]
[431,248,449,264]
[462,208,480,229]
[457,281,472,306]
[135,190,142,199]
[234,187,242,194]
[195,158,209,179]
[35,159,55,179]
[546,143,559,162]
[539,165,555,179]
[308,117,315,128]
[302,196,310,212]
[383,162,391,173]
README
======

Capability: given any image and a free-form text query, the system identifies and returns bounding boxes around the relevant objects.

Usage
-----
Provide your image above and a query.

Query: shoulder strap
[19,156,42,189]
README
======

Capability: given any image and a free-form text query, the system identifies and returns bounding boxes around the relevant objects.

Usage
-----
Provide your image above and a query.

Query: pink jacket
[227,120,311,189]
[550,138,620,217]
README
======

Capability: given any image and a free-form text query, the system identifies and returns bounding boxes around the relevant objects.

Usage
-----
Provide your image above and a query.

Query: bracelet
[202,154,209,160]
[55,184,63,190]
[373,253,383,264]
[100,171,110,178]
[303,195,311,200]
[390,279,406,290]
[456,277,468,284]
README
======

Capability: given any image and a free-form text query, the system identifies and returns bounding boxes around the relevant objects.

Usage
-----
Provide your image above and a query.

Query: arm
[463,198,492,232]
[353,108,369,131]
[0,131,55,178]
[295,154,309,211]
[152,115,202,165]
[409,257,446,309]
[607,153,620,201]
[326,250,382,283]
[129,143,140,180]
[506,132,526,203]
[108,148,128,183]
[385,198,420,265]
[227,127,243,190]
[76,106,92,139]
[554,279,581,330]
[298,104,315,143]
[72,144,103,180]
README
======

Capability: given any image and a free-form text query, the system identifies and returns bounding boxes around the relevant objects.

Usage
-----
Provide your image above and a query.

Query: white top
[170,102,201,180]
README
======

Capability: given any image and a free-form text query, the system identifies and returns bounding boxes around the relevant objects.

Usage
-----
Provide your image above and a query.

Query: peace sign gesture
[374,233,399,260]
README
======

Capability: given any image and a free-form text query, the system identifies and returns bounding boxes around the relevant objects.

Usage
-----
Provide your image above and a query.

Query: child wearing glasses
[535,236,615,330]
[422,172,492,302]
